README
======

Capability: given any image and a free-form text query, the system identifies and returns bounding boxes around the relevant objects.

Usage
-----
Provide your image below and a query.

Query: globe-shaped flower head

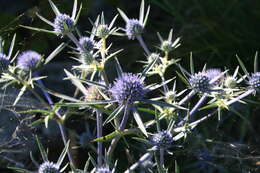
[96,167,112,173]
[79,37,95,52]
[0,53,9,73]
[54,14,74,35]
[205,68,222,86]
[125,19,144,40]
[38,161,60,173]
[17,51,41,70]
[248,72,260,92]
[110,73,146,105]
[189,72,211,92]
[150,130,174,149]
[96,24,110,39]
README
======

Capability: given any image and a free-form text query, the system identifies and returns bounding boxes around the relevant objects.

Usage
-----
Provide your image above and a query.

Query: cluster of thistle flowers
[1,0,260,172]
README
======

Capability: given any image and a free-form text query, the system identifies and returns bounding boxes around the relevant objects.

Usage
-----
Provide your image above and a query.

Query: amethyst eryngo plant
[1,0,260,172]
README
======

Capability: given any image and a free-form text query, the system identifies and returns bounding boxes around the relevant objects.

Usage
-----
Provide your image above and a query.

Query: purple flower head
[38,161,60,173]
[78,37,95,52]
[0,53,9,72]
[17,51,41,70]
[150,130,173,149]
[54,14,74,35]
[205,68,222,85]
[248,72,260,91]
[189,72,211,92]
[96,167,112,173]
[110,73,146,104]
[125,19,144,40]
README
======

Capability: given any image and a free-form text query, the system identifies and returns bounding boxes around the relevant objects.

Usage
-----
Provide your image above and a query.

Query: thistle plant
[1,0,260,172]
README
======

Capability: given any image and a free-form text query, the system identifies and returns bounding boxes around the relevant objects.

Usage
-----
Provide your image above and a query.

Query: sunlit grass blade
[141,99,187,110]
[103,105,124,125]
[65,69,88,95]
[75,3,82,24]
[57,140,70,167]
[139,0,145,23]
[45,42,67,64]
[48,0,60,15]
[36,13,54,26]
[35,136,48,162]
[133,107,148,137]
[236,54,249,75]
[20,25,57,35]
[254,51,258,73]
[8,34,16,58]
[72,0,77,20]
[117,8,129,22]
[143,6,150,26]
[190,52,194,75]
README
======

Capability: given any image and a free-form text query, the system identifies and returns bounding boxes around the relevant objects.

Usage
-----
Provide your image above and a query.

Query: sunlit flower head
[96,167,112,173]
[17,50,41,70]
[125,19,144,40]
[78,36,95,52]
[150,130,173,149]
[110,73,146,104]
[189,72,211,92]
[248,72,260,91]
[0,53,9,72]
[54,14,74,35]
[38,161,60,173]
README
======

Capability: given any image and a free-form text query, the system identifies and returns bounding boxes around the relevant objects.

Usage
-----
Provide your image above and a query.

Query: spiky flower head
[161,41,173,52]
[80,51,94,65]
[54,14,74,35]
[38,161,60,173]
[205,68,222,86]
[189,72,211,92]
[79,37,95,52]
[0,53,9,73]
[248,72,260,91]
[17,50,41,70]
[96,24,110,39]
[125,19,144,40]
[150,130,173,149]
[224,76,237,88]
[96,167,112,173]
[110,73,146,104]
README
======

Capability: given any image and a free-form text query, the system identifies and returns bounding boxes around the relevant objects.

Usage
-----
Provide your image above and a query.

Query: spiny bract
[150,130,174,149]
[79,37,95,52]
[125,19,144,40]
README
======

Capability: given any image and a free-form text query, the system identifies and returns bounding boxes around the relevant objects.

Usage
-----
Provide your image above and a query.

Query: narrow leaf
[141,99,187,110]
[48,0,60,15]
[103,105,124,125]
[45,42,67,64]
[132,107,148,137]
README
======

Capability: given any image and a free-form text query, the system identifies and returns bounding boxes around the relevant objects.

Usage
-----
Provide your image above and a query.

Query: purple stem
[137,35,151,55]
[124,152,152,173]
[96,109,103,167]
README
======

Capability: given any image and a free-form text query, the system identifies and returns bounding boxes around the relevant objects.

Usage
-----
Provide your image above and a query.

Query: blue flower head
[150,130,173,149]
[189,72,211,92]
[248,72,260,91]
[38,161,60,173]
[96,167,112,173]
[0,53,9,72]
[17,51,41,70]
[125,19,144,40]
[110,73,146,104]
[79,37,95,52]
[54,14,75,35]
[205,68,222,85]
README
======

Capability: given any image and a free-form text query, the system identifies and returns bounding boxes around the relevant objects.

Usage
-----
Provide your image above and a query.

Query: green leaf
[175,71,189,86]
[103,105,124,125]
[18,109,52,114]
[190,52,194,75]
[56,100,116,107]
[75,3,82,24]
[36,13,54,26]
[143,6,150,26]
